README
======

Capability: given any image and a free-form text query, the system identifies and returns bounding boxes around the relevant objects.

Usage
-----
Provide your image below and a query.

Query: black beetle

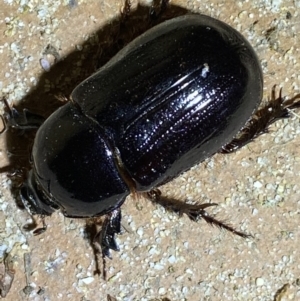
[2,13,300,262]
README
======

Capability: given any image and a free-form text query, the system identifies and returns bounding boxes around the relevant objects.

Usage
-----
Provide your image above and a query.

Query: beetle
[2,13,300,263]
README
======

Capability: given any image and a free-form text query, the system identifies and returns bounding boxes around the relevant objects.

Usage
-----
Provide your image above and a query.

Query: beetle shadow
[0,1,189,273]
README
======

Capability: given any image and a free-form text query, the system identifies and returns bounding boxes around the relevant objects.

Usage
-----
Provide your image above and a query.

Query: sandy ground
[0,0,299,300]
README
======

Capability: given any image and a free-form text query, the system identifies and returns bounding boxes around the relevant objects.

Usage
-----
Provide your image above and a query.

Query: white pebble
[254,181,263,188]
[256,277,264,286]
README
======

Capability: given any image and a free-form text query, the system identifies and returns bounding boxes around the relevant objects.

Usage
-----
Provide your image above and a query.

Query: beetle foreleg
[221,86,300,153]
[94,208,122,260]
[93,209,122,279]
[147,189,251,239]
[1,98,45,132]
[149,0,169,20]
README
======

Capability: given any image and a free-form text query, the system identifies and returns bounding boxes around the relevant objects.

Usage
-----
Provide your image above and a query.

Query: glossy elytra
[2,10,300,266]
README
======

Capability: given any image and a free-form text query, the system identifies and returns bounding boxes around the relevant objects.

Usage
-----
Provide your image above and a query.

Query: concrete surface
[0,0,299,300]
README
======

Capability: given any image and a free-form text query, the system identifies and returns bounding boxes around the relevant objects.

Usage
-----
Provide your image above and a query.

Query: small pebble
[256,277,264,286]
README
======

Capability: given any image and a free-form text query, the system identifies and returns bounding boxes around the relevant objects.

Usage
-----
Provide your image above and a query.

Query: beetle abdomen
[72,15,262,190]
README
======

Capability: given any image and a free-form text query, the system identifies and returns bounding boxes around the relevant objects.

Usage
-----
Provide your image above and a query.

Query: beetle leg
[94,208,122,259]
[1,98,45,132]
[121,0,131,22]
[149,0,169,20]
[147,189,251,239]
[93,209,122,279]
[32,216,47,235]
[222,86,300,153]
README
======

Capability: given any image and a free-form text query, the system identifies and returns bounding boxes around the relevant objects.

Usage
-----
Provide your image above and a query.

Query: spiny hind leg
[146,189,251,238]
[222,86,300,153]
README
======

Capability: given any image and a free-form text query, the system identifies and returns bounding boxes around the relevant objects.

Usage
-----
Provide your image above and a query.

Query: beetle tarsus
[147,189,251,238]
[222,86,300,153]
[196,212,252,239]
